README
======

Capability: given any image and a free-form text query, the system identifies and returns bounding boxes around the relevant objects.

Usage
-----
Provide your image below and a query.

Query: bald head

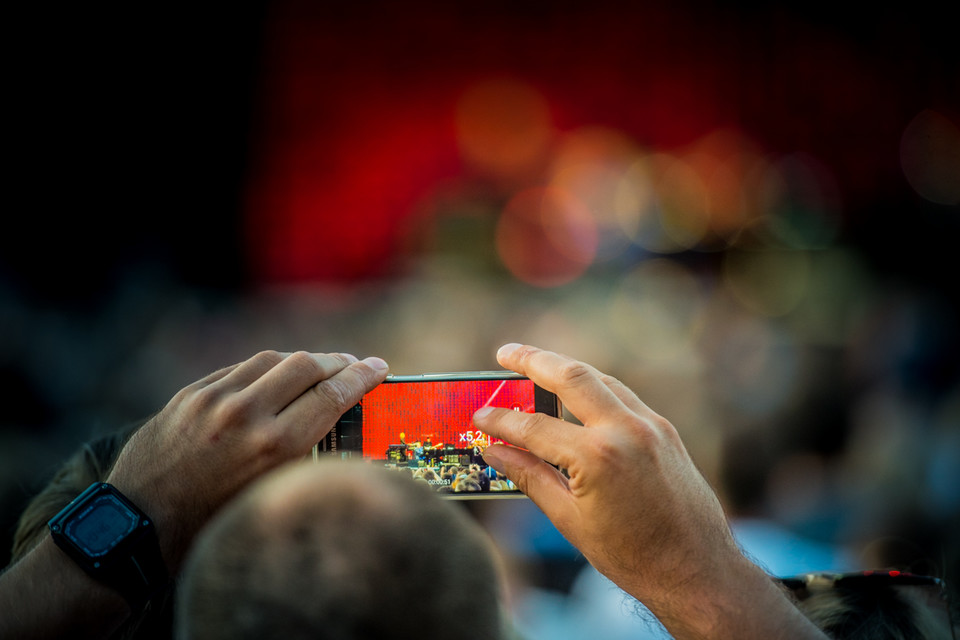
[177,461,505,640]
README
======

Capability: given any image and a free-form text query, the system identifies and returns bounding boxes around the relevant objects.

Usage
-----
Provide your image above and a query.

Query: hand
[107,350,389,570]
[474,344,826,639]
[474,344,733,605]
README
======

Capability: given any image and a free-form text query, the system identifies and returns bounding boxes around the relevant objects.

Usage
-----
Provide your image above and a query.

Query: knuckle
[597,371,624,389]
[582,433,622,466]
[249,428,282,461]
[622,413,657,440]
[647,413,674,435]
[649,414,684,450]
[555,359,593,389]
[312,377,352,412]
[170,382,201,407]
[514,411,552,442]
[284,351,322,377]
[612,413,678,460]
[175,382,220,418]
[252,350,285,368]
[214,394,258,427]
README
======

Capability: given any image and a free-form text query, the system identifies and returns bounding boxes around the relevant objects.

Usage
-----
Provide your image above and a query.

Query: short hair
[177,461,506,640]
[785,573,957,640]
[10,425,134,563]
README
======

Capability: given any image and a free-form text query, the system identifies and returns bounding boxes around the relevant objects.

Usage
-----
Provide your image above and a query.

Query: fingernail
[361,356,389,372]
[474,406,494,420]
[498,343,522,359]
[340,353,359,364]
[481,445,503,469]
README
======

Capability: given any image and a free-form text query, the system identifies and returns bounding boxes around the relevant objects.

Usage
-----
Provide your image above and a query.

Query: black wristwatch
[48,482,169,612]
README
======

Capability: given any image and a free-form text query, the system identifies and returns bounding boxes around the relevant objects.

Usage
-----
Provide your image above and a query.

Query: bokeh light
[900,109,960,206]
[455,76,554,184]
[686,129,769,245]
[614,152,707,254]
[547,126,643,262]
[651,152,712,251]
[613,154,659,246]
[608,129,777,256]
[495,186,598,287]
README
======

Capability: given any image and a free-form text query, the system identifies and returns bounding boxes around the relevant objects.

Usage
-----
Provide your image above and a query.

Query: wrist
[105,431,195,573]
[651,554,826,639]
[103,475,187,573]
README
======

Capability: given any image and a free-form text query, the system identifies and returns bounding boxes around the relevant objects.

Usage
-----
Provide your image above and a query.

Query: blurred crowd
[3,212,958,634]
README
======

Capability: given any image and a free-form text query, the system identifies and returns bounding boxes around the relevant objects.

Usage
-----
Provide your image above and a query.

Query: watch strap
[97,517,168,612]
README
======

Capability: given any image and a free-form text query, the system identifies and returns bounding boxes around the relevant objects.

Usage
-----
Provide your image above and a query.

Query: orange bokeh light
[495,186,598,287]
[455,76,554,184]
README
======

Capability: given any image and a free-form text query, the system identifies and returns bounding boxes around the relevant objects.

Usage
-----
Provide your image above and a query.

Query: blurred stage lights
[449,76,849,290]
[647,152,712,252]
[455,76,554,183]
[495,186,598,288]
[548,126,642,262]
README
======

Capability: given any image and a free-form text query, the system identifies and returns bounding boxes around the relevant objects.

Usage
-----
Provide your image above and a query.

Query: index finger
[474,406,579,471]
[496,343,628,427]
[244,351,360,414]
[279,356,390,448]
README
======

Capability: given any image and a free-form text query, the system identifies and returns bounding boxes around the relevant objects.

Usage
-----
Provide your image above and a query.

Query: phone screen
[315,373,560,497]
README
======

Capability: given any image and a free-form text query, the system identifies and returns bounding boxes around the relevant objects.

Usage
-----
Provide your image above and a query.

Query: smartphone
[313,372,561,498]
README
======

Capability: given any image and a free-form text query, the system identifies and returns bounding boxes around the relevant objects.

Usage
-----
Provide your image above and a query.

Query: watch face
[65,493,140,557]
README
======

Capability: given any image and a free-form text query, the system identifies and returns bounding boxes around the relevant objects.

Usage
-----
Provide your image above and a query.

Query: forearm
[0,536,129,639]
[639,553,827,640]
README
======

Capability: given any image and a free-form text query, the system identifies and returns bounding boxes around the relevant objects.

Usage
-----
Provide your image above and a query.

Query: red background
[360,378,536,459]
[242,0,958,285]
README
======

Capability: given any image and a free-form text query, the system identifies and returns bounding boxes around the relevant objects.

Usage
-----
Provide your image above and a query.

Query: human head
[783,571,957,640]
[177,460,506,640]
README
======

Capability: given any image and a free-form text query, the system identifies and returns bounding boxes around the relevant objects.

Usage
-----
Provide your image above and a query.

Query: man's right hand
[474,344,826,639]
